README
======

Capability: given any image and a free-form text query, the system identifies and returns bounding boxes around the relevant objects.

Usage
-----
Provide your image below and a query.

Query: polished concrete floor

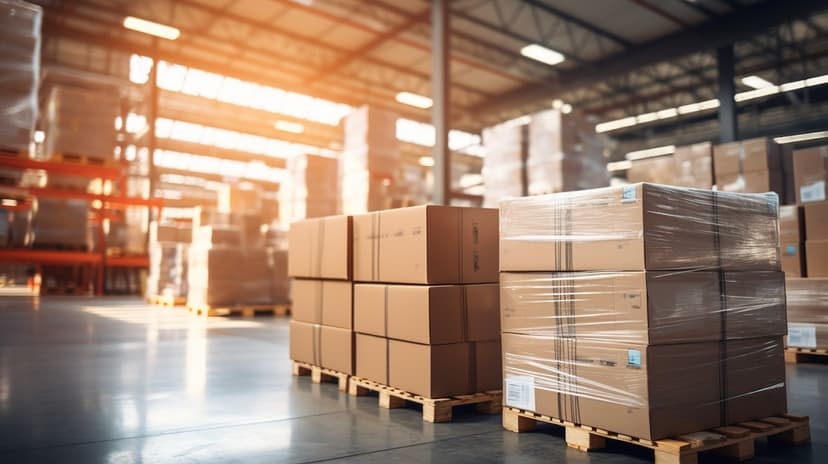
[0,296,825,463]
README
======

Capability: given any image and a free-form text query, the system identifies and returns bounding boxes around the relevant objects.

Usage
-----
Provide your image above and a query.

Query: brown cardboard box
[474,340,503,392]
[792,146,828,203]
[353,205,499,284]
[289,321,354,374]
[714,138,780,176]
[780,242,806,277]
[725,337,786,424]
[500,183,718,272]
[715,191,780,271]
[502,333,722,440]
[291,279,353,329]
[721,272,787,339]
[500,271,722,344]
[356,333,388,384]
[354,283,500,343]
[389,340,471,398]
[713,141,742,176]
[786,277,828,348]
[288,215,352,280]
[743,169,783,194]
[804,201,828,240]
[779,205,803,242]
[806,241,828,277]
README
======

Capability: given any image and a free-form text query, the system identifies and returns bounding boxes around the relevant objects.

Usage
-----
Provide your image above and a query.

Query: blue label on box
[627,349,642,368]
[622,186,637,203]
[786,244,797,255]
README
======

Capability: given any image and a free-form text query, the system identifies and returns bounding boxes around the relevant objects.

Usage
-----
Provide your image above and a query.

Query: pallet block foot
[769,425,810,445]
[349,383,370,396]
[502,408,536,432]
[424,404,452,423]
[379,392,406,409]
[714,439,755,461]
[566,427,606,452]
[784,350,798,364]
[655,450,697,464]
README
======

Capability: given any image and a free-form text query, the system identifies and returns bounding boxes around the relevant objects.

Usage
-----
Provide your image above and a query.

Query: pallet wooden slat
[147,294,186,307]
[502,407,810,464]
[187,303,290,318]
[784,347,828,364]
[348,376,502,423]
[291,360,349,392]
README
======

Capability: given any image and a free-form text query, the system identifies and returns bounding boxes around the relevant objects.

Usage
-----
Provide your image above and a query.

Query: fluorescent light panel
[123,16,180,40]
[396,92,433,109]
[774,131,828,144]
[418,156,435,167]
[625,145,676,161]
[520,44,565,66]
[274,120,304,134]
[741,75,774,89]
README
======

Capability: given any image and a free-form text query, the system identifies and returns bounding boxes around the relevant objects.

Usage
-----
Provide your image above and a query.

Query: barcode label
[622,186,637,203]
[504,375,535,411]
[788,324,817,348]
[800,181,826,203]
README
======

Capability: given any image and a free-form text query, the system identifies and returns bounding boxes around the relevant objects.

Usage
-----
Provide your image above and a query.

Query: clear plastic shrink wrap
[500,182,786,440]
[482,122,525,208]
[786,277,828,349]
[0,0,40,154]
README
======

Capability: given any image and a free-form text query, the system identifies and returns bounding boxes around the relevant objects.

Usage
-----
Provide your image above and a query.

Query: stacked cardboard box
[786,278,828,349]
[499,183,787,440]
[482,122,526,208]
[804,201,828,277]
[288,215,354,375]
[0,0,40,154]
[792,145,828,203]
[779,205,806,277]
[279,154,338,227]
[350,205,502,398]
[146,221,191,299]
[31,198,90,249]
[714,137,784,197]
[627,143,713,188]
[340,106,399,214]
[526,109,608,195]
[44,85,119,161]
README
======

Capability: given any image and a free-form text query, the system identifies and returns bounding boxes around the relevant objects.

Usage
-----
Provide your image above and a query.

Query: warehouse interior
[2,0,828,463]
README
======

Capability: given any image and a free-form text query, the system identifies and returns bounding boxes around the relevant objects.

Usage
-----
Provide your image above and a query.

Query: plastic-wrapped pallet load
[146,221,191,299]
[44,85,119,161]
[714,137,784,197]
[482,122,526,208]
[500,182,787,440]
[279,154,338,227]
[627,142,713,189]
[31,198,91,249]
[0,0,40,155]
[786,277,828,349]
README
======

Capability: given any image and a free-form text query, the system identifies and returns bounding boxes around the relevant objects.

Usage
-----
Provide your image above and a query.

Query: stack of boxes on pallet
[784,146,828,353]
[0,0,40,155]
[43,85,120,163]
[627,142,714,188]
[499,183,786,440]
[340,106,400,214]
[481,122,526,208]
[352,205,501,398]
[288,216,354,376]
[146,221,191,300]
[279,154,339,227]
[713,137,785,198]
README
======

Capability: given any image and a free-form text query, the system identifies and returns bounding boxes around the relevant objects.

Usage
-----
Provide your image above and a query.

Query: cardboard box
[721,271,787,339]
[804,201,828,240]
[787,323,828,349]
[806,241,828,277]
[779,205,803,242]
[715,191,780,271]
[193,225,242,248]
[502,333,722,440]
[354,283,500,342]
[474,340,503,392]
[792,146,828,203]
[289,321,354,374]
[291,279,353,329]
[725,337,787,424]
[500,271,722,344]
[500,183,718,271]
[786,277,828,322]
[353,205,499,284]
[716,170,783,195]
[288,215,352,280]
[780,242,806,277]
[714,138,780,176]
[355,333,388,384]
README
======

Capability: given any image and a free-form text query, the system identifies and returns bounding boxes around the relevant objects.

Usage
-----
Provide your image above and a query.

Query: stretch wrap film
[0,0,41,154]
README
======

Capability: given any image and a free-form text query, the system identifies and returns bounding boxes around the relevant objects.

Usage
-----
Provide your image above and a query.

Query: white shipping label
[504,375,536,411]
[800,181,826,203]
[788,324,817,349]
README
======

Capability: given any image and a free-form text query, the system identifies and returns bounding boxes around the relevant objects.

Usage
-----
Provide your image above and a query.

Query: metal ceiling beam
[475,0,828,116]
[155,139,288,170]
[519,0,631,47]
[627,0,691,28]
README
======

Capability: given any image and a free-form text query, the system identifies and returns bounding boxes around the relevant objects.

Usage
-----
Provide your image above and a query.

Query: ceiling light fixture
[520,44,565,66]
[396,92,433,109]
[625,145,676,161]
[123,16,180,40]
[274,120,304,134]
[774,131,828,144]
[418,156,435,167]
[741,75,775,89]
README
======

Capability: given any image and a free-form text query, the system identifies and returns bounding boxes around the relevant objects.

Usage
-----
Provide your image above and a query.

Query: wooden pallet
[291,360,349,392]
[0,148,28,158]
[348,376,502,423]
[147,294,186,307]
[503,407,809,464]
[785,347,828,364]
[51,152,113,166]
[187,303,290,318]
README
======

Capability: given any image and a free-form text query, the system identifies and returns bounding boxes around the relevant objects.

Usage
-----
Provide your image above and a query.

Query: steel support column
[431,0,450,205]
[717,44,738,142]
[148,39,160,216]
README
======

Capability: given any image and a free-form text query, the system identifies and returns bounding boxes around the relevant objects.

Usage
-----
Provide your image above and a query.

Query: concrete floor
[0,296,825,464]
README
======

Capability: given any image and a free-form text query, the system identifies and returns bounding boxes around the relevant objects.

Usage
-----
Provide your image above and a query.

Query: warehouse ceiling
[36,0,828,161]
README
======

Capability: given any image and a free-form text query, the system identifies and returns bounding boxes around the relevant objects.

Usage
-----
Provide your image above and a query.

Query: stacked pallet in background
[499,183,787,442]
[146,221,191,303]
[43,85,119,163]
[340,106,399,214]
[526,109,608,195]
[627,142,713,188]
[786,278,828,360]
[0,0,40,155]
[31,198,90,249]
[279,154,338,228]
[350,205,502,414]
[714,137,785,198]
[288,215,353,387]
[481,121,526,208]
[792,145,827,203]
